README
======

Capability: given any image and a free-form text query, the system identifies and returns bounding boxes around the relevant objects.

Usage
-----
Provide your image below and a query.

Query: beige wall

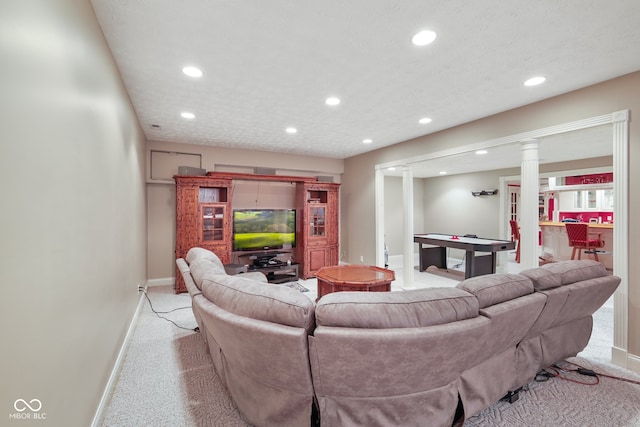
[421,169,511,238]
[146,140,344,280]
[344,71,640,360]
[0,1,147,425]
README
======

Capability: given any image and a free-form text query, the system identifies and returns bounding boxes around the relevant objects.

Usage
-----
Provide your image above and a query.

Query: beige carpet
[464,358,640,426]
[100,286,640,427]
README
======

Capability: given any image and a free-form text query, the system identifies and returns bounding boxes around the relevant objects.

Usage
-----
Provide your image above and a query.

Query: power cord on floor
[563,359,640,386]
[535,365,599,386]
[139,287,198,332]
[535,360,640,387]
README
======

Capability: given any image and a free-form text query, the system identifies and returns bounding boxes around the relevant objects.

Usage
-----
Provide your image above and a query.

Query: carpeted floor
[463,357,640,426]
[100,279,640,427]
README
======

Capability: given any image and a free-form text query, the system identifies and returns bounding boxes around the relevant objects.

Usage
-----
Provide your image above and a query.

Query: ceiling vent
[254,167,276,175]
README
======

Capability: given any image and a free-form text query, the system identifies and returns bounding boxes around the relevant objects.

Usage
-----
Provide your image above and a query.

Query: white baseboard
[146,277,175,287]
[611,346,640,374]
[91,289,147,427]
[612,345,628,368]
[627,353,640,374]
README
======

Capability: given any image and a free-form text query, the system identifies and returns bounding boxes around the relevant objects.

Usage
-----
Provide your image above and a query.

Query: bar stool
[565,222,605,261]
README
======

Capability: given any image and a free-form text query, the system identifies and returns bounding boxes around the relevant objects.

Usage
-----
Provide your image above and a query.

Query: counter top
[539,221,613,229]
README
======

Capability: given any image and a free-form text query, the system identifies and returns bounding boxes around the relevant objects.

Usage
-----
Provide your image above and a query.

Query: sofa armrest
[176,258,201,297]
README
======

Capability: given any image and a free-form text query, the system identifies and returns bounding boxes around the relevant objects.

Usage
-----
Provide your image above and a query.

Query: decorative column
[374,168,385,267]
[402,165,415,289]
[611,109,629,367]
[520,139,540,269]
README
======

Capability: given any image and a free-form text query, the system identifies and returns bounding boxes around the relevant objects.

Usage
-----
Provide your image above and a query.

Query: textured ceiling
[91,0,640,159]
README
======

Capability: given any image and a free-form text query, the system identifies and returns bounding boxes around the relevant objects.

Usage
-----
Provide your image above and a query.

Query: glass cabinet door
[202,205,225,241]
[572,189,614,210]
[574,191,583,209]
[587,190,597,209]
[309,206,326,236]
[601,189,614,209]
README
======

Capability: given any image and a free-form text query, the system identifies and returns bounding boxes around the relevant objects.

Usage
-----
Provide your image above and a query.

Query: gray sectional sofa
[176,247,620,427]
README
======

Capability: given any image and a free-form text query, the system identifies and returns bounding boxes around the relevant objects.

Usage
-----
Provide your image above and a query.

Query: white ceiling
[91,0,640,160]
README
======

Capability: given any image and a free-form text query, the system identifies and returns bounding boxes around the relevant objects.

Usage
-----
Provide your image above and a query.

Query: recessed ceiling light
[286,127,297,134]
[524,76,546,86]
[418,117,432,124]
[363,138,373,144]
[388,167,396,171]
[439,171,447,175]
[182,66,203,78]
[181,112,195,119]
[325,97,341,106]
[476,150,488,155]
[411,30,437,46]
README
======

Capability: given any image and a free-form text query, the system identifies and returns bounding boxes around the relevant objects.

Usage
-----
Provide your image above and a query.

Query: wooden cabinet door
[307,247,328,275]
[308,205,327,237]
[199,204,226,243]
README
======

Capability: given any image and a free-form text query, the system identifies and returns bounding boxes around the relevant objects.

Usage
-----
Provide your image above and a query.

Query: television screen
[233,209,296,251]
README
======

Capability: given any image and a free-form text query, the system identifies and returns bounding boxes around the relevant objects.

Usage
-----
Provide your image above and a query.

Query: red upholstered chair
[565,222,605,261]
[509,220,520,263]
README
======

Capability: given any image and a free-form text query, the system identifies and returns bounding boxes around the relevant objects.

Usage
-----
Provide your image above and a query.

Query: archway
[375,110,629,368]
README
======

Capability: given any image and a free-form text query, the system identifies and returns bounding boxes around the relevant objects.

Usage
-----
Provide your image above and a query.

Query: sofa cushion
[201,275,315,331]
[189,258,226,289]
[457,274,534,308]
[314,287,478,329]
[519,260,607,291]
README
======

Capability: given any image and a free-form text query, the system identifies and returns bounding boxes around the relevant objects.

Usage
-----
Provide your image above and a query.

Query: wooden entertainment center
[174,172,339,293]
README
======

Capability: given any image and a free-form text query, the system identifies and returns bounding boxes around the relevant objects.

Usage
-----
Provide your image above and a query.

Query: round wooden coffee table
[316,265,395,301]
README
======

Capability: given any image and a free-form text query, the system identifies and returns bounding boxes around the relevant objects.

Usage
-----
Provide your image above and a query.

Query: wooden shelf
[247,263,299,284]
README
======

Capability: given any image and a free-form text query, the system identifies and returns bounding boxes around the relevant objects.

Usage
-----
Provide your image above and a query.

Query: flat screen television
[233,209,296,251]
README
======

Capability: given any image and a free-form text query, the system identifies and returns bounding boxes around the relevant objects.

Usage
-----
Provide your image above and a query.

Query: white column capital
[520,138,540,152]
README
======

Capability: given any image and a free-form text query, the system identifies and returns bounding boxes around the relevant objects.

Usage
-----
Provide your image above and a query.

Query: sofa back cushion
[315,287,478,329]
[189,258,226,289]
[201,275,315,332]
[186,247,225,269]
[519,259,608,291]
[457,274,534,308]
[309,290,488,426]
